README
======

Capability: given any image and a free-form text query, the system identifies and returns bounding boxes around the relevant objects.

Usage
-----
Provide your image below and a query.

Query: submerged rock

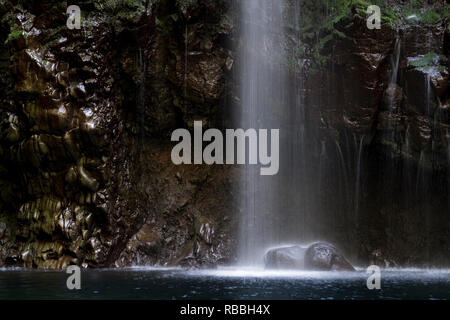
[264,242,355,271]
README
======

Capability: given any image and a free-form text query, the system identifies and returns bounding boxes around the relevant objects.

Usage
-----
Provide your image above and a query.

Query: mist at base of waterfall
[1,268,449,300]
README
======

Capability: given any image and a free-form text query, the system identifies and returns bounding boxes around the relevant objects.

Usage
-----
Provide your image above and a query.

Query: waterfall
[448,142,450,210]
[389,37,401,88]
[238,0,287,265]
[385,36,401,123]
[383,35,401,147]
[136,48,146,140]
[354,135,365,217]
[184,24,188,98]
[425,74,431,116]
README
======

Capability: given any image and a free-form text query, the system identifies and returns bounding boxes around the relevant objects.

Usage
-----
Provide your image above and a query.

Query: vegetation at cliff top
[100,0,140,13]
[409,52,447,73]
[298,0,449,68]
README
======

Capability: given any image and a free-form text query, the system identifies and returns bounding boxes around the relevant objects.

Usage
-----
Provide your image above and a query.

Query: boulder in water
[264,242,355,271]
[304,242,355,271]
[264,245,307,269]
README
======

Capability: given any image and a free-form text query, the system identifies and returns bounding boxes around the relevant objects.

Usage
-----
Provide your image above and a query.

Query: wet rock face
[112,144,236,268]
[0,221,14,267]
[264,243,355,271]
[0,0,236,269]
[325,18,396,134]
[294,3,449,169]
[0,1,114,268]
[284,0,450,267]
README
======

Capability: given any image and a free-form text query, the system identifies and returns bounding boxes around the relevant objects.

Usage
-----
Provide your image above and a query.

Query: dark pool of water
[0,267,449,300]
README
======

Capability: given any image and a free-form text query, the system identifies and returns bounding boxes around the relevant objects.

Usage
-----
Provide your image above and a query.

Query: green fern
[410,52,446,73]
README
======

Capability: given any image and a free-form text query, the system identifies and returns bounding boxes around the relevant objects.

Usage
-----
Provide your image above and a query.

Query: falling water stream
[389,37,401,91]
[237,0,373,265]
[238,0,287,265]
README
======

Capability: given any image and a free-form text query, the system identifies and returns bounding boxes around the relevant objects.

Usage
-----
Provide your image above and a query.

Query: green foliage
[292,0,449,69]
[95,0,146,19]
[7,30,22,41]
[409,52,446,72]
[420,9,442,24]
[382,5,402,28]
[410,53,439,68]
[103,0,134,13]
[294,0,402,65]
[5,24,22,44]
[353,0,448,27]
[293,0,355,67]
[95,0,146,32]
[401,1,448,26]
